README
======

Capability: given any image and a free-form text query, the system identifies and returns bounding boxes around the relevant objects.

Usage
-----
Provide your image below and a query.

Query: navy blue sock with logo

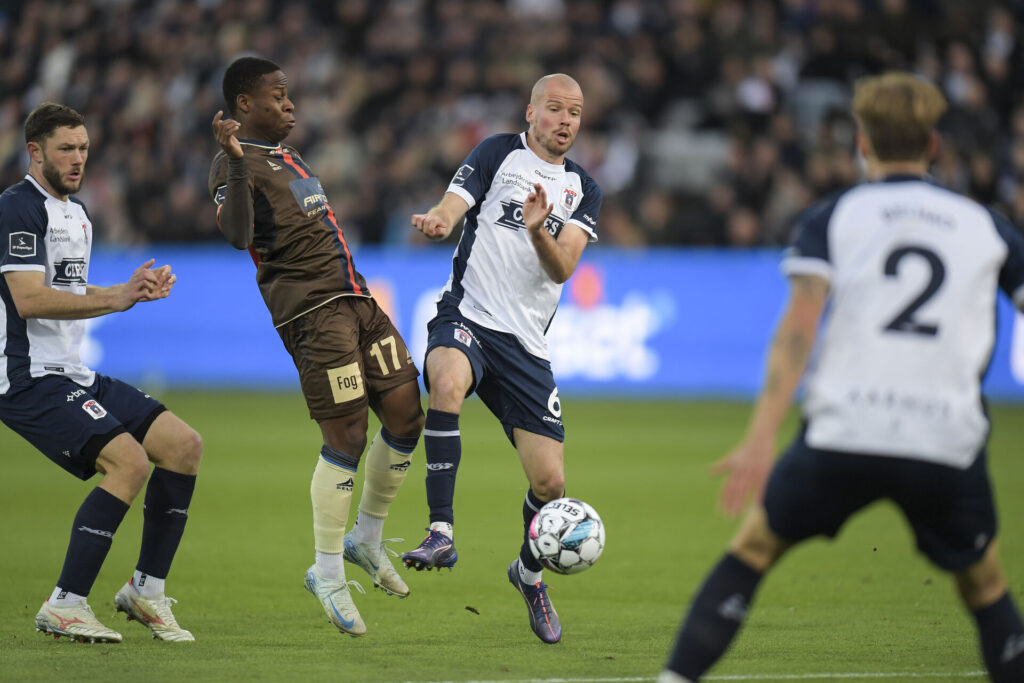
[665,552,763,680]
[424,409,461,525]
[137,468,197,579]
[519,489,546,572]
[972,592,1024,682]
[57,487,131,597]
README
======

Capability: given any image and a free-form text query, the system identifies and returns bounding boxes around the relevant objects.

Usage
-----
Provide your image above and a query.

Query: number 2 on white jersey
[882,245,946,337]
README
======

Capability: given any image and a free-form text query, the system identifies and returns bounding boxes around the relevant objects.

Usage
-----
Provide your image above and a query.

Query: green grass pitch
[1,393,1021,682]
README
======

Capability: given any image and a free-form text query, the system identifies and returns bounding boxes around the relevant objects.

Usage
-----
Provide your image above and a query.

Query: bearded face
[41,151,83,196]
[31,125,88,199]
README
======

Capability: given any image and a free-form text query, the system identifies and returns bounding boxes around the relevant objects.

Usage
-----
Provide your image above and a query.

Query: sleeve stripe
[781,256,833,281]
[0,264,46,272]
[568,219,598,242]
[446,185,476,209]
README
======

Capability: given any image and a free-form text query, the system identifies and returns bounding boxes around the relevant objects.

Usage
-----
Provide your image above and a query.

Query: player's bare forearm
[529,228,577,283]
[713,274,827,515]
[6,260,170,319]
[746,274,828,441]
[523,183,587,283]
[9,277,125,319]
[413,192,468,241]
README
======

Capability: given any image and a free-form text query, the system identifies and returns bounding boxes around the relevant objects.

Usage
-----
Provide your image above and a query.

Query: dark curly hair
[222,56,281,115]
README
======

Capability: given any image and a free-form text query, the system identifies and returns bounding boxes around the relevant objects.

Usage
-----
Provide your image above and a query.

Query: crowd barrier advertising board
[82,246,1024,401]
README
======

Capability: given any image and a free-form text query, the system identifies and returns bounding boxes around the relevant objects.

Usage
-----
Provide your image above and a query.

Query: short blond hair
[852,72,947,162]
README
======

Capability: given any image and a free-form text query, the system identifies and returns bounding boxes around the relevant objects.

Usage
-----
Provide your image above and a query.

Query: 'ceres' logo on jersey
[496,199,565,237]
[52,258,87,286]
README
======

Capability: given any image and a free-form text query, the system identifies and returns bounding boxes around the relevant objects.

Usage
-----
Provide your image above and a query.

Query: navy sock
[137,468,197,579]
[424,409,460,525]
[972,592,1024,682]
[665,553,763,680]
[57,487,130,597]
[519,489,545,572]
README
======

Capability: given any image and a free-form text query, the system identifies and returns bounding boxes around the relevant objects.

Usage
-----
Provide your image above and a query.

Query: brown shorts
[277,296,420,420]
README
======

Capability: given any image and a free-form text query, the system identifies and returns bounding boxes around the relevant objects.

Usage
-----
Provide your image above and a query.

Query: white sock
[316,551,345,580]
[518,561,542,586]
[133,570,165,598]
[49,587,86,605]
[351,511,385,545]
[429,521,453,538]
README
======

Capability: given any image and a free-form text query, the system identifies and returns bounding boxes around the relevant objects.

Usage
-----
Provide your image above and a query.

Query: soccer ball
[528,497,605,575]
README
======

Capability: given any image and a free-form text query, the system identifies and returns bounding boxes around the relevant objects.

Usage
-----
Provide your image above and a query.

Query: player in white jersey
[400,74,602,644]
[659,74,1024,683]
[0,103,202,643]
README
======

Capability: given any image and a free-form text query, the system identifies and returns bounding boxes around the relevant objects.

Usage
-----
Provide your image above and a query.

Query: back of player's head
[852,72,947,162]
[24,103,85,145]
[222,56,281,115]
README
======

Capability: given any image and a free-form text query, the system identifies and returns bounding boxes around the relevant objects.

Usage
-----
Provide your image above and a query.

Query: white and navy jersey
[440,132,601,360]
[0,175,95,394]
[783,175,1024,468]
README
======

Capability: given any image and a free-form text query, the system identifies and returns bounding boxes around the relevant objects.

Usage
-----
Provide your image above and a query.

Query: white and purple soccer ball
[528,497,605,575]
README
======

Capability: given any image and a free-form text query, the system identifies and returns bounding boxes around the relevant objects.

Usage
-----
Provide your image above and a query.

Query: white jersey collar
[25,173,73,204]
[519,132,566,171]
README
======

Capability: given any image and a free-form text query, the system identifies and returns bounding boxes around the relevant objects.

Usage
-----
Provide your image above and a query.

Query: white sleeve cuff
[568,220,598,243]
[781,256,833,282]
[0,264,45,273]
[446,185,476,209]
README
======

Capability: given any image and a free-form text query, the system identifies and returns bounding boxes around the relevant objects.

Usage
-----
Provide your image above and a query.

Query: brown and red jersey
[209,139,369,327]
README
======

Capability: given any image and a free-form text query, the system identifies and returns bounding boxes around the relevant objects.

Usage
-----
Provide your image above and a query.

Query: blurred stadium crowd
[0,0,1022,247]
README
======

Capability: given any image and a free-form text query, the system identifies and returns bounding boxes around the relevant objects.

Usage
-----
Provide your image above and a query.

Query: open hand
[710,439,776,517]
[522,183,553,234]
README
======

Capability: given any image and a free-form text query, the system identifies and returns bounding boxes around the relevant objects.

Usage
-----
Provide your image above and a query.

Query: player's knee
[427,370,469,405]
[531,473,565,502]
[400,408,425,438]
[176,426,203,475]
[323,416,369,456]
[955,545,1007,609]
[104,440,151,495]
[386,392,425,437]
[729,510,789,573]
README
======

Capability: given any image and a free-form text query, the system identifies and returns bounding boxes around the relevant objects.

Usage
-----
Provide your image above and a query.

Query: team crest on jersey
[9,231,36,258]
[562,187,578,211]
[452,164,474,186]
[82,400,107,420]
[454,328,472,347]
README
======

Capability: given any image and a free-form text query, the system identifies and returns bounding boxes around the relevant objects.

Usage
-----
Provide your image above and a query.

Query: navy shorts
[763,425,997,572]
[0,373,165,480]
[425,302,564,444]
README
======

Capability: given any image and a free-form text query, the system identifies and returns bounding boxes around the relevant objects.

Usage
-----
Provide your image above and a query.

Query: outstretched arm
[411,192,470,241]
[211,111,254,250]
[522,183,589,284]
[5,259,175,319]
[713,273,829,516]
